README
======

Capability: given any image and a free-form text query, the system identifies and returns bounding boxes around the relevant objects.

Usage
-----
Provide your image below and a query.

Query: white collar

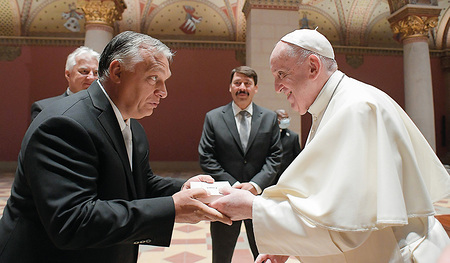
[232,101,253,117]
[97,80,130,131]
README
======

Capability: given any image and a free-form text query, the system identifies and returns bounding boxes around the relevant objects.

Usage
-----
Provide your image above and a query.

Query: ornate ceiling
[1,0,449,50]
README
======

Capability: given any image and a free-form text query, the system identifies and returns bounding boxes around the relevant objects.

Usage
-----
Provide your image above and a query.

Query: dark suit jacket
[276,128,302,183]
[0,81,183,263]
[198,102,282,190]
[30,91,68,121]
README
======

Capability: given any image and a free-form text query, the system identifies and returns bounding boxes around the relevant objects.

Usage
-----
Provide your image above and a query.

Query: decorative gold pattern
[77,0,127,27]
[390,15,438,40]
[388,5,441,42]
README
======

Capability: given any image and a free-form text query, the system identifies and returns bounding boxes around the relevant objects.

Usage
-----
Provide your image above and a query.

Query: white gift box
[190,181,231,203]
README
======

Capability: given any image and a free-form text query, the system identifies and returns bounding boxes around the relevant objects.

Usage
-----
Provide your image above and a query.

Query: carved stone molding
[388,4,441,42]
[242,0,300,18]
[77,0,126,27]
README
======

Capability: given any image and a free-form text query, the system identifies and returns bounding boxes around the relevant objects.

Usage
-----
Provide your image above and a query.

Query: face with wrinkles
[270,42,315,115]
[112,49,171,120]
[65,53,99,93]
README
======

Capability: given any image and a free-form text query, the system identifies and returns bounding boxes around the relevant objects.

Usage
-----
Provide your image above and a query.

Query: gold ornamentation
[391,15,438,40]
[388,5,441,42]
[77,0,126,27]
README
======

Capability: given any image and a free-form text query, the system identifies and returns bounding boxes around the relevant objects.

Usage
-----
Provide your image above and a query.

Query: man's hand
[181,174,215,190]
[173,188,232,225]
[255,254,289,263]
[209,187,254,221]
[234,182,257,195]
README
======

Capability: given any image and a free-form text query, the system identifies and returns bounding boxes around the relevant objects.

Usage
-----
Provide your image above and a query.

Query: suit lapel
[247,103,262,153]
[222,103,246,153]
[88,82,137,199]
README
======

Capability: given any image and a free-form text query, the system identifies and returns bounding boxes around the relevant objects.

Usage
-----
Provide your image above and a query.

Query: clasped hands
[173,175,255,225]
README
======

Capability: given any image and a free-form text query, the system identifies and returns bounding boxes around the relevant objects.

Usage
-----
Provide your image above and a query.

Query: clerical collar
[232,101,253,117]
[96,80,130,132]
[308,70,345,117]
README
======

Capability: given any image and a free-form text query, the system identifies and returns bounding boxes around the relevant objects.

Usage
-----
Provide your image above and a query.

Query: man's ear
[308,54,321,80]
[64,70,70,82]
[109,60,122,84]
[254,84,258,93]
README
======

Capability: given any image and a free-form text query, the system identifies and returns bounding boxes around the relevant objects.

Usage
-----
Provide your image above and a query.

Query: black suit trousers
[210,219,259,263]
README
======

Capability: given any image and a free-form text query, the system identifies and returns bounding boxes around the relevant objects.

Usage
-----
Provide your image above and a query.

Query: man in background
[0,31,230,263]
[274,109,301,183]
[30,46,100,121]
[198,66,282,262]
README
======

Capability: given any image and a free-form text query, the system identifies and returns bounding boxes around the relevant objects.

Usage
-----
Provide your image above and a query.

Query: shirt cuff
[249,182,262,195]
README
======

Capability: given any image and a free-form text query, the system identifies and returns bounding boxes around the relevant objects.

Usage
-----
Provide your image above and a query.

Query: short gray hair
[65,46,100,71]
[98,31,174,82]
[285,44,337,72]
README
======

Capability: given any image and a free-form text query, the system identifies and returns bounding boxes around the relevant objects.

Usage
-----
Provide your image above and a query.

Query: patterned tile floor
[1,171,449,263]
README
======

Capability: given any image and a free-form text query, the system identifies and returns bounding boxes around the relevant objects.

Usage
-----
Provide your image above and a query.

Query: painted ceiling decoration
[0,0,449,55]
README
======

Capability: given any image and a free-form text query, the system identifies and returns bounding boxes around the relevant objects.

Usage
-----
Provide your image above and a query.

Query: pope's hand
[209,187,254,221]
[172,188,232,225]
[181,174,215,190]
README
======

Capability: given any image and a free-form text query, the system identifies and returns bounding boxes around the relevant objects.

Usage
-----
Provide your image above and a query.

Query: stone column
[77,0,126,53]
[388,4,441,150]
[243,0,301,139]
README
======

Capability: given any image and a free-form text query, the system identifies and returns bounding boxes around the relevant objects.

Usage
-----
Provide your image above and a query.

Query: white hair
[65,46,100,71]
[285,43,338,72]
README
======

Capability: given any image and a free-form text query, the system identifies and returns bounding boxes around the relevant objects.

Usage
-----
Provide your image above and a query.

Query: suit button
[244,160,247,164]
[145,239,152,243]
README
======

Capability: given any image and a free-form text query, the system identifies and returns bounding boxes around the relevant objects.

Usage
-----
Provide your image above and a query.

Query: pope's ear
[308,54,321,79]
[109,60,122,84]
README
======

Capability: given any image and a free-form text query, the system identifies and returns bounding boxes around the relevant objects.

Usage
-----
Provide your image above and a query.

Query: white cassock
[253,70,450,263]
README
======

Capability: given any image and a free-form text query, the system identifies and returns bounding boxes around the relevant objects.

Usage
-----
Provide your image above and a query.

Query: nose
[156,82,168,98]
[274,80,284,93]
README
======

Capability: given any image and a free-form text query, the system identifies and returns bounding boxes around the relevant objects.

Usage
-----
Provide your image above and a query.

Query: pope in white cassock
[209,29,450,263]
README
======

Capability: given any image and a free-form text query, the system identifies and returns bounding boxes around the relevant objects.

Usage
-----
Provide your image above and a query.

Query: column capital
[242,0,300,18]
[388,4,441,42]
[77,0,127,27]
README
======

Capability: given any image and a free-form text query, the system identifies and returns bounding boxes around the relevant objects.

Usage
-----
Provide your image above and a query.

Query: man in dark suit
[30,46,100,121]
[275,109,302,183]
[198,66,282,262]
[0,31,230,263]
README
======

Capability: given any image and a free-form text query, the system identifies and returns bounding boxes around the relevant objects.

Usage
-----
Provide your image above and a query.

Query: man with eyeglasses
[30,46,100,121]
[274,109,301,184]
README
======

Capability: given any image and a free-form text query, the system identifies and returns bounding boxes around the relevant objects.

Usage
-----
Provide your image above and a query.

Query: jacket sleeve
[23,116,176,250]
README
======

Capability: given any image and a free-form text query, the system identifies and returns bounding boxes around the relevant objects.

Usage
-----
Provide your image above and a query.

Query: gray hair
[98,31,174,82]
[285,44,337,72]
[65,46,100,71]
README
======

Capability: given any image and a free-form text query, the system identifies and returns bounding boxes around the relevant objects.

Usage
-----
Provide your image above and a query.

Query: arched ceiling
[0,0,449,49]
